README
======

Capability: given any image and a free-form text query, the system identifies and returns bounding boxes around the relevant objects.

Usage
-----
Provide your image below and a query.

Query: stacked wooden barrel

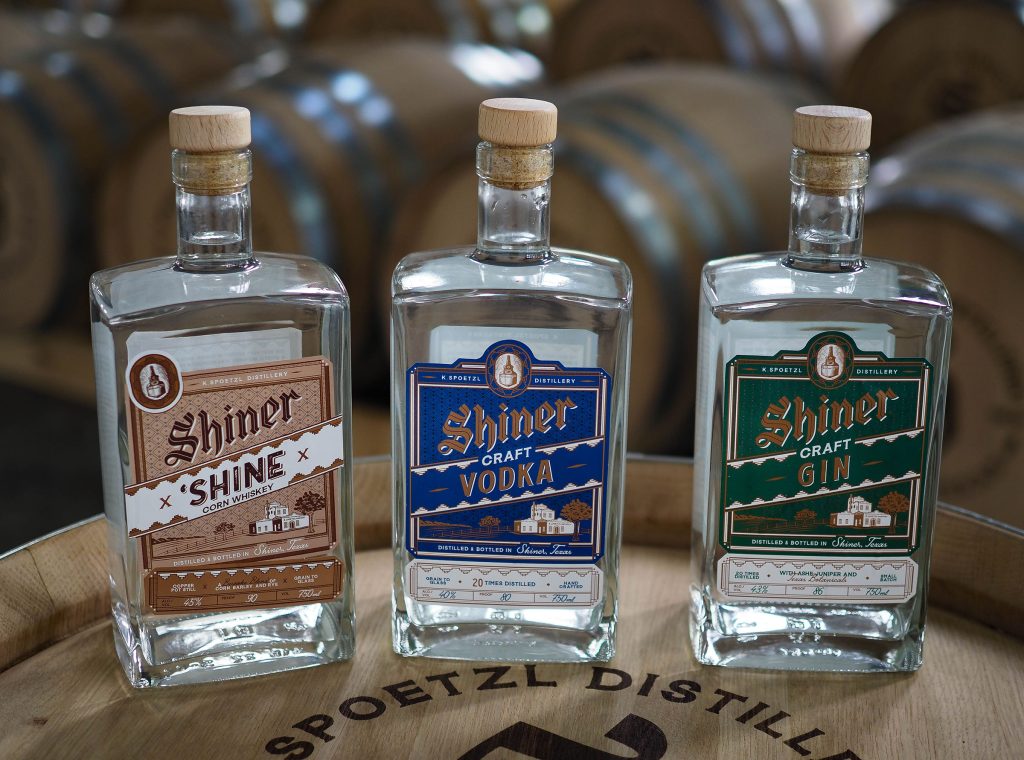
[385,65,819,453]
[866,107,1024,525]
[0,19,257,327]
[547,0,894,83]
[98,40,543,389]
[839,0,1024,149]
[118,0,320,39]
[305,0,893,85]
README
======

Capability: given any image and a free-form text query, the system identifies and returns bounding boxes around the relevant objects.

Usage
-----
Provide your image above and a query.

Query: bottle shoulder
[701,253,952,312]
[91,252,349,320]
[392,246,633,303]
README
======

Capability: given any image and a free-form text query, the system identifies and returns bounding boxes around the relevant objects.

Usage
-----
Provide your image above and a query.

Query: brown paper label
[124,354,343,615]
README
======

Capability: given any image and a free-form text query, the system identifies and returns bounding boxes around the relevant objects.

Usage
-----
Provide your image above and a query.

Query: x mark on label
[298,448,310,462]
[160,496,172,509]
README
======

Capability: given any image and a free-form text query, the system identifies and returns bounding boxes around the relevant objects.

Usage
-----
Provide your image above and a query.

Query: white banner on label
[125,418,344,535]
[408,560,603,607]
[717,554,918,604]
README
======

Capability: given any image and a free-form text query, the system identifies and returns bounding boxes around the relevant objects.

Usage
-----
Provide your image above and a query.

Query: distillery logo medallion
[808,333,854,389]
[127,352,183,413]
[485,341,532,397]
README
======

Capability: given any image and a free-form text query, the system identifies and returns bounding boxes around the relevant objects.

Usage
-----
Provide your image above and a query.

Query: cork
[169,106,251,153]
[479,98,557,147]
[792,106,871,194]
[477,99,556,189]
[793,105,871,154]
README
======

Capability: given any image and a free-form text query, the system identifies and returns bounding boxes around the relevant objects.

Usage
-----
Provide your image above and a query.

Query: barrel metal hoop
[557,143,692,441]
[297,57,425,189]
[248,111,335,264]
[30,49,126,150]
[571,92,762,252]
[269,62,404,242]
[0,72,80,326]
[868,185,1024,248]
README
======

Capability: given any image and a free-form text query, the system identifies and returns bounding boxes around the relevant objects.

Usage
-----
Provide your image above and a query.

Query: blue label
[406,340,611,564]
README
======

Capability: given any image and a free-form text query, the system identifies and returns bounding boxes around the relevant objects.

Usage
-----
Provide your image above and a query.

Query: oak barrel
[385,65,819,454]
[838,0,1024,149]
[865,106,1024,530]
[98,40,542,390]
[0,456,1021,759]
[0,19,256,328]
[118,0,319,39]
[548,0,894,84]
[305,0,892,86]
[304,0,570,60]
[0,9,116,65]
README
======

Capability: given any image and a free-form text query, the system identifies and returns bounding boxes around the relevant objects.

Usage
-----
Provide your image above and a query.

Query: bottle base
[690,589,924,673]
[392,609,615,663]
[114,602,355,688]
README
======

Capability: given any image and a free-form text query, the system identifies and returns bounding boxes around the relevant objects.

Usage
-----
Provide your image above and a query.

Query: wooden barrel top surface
[1,458,1022,759]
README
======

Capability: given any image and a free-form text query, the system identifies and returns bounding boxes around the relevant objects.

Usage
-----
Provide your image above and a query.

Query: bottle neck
[785,148,868,273]
[476,142,552,261]
[172,149,255,271]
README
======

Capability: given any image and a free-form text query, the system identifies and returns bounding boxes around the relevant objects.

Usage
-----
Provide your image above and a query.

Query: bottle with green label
[690,106,952,672]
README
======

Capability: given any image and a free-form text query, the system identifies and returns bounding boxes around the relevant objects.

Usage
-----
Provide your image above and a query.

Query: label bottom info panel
[408,560,604,608]
[717,554,918,604]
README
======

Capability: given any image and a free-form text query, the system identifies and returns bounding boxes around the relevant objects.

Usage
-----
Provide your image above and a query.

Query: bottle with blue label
[691,106,952,671]
[390,98,633,661]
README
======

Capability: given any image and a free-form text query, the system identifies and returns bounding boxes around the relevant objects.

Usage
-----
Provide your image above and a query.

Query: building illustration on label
[829,495,891,528]
[249,501,310,534]
[406,340,611,564]
[513,503,575,535]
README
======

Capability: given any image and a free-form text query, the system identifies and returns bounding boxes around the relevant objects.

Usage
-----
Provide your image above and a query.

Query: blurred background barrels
[839,0,1024,149]
[865,107,1024,526]
[98,40,542,391]
[0,15,258,327]
[1,0,1023,547]
[385,65,818,453]
[303,0,894,86]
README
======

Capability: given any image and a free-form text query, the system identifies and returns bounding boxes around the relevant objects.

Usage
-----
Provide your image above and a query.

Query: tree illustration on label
[293,491,326,534]
[214,521,235,537]
[795,509,817,530]
[480,515,501,533]
[878,492,910,534]
[561,499,593,542]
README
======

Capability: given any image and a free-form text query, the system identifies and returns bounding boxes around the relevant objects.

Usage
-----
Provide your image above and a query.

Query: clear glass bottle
[391,98,632,661]
[90,106,355,687]
[690,106,952,672]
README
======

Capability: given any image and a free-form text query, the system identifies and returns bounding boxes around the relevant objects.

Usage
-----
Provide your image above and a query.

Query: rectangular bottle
[91,106,355,687]
[391,98,632,661]
[690,106,952,671]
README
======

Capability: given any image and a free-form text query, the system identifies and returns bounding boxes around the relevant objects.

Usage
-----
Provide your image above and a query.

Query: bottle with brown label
[690,106,953,671]
[90,106,355,687]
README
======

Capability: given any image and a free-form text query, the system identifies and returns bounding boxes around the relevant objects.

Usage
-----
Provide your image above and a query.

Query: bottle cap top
[479,98,557,147]
[793,105,871,154]
[169,106,251,152]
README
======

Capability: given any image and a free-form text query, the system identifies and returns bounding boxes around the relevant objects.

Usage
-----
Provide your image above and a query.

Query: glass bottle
[690,106,952,671]
[90,106,355,687]
[391,98,632,661]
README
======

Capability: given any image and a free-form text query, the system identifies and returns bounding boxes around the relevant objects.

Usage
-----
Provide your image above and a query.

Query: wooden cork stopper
[169,106,251,153]
[793,105,871,154]
[479,98,557,147]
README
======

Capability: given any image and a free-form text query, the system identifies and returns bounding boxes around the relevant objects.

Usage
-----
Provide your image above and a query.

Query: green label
[720,332,932,556]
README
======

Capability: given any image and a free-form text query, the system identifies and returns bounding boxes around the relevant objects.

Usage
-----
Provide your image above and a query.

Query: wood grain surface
[0,459,1021,759]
